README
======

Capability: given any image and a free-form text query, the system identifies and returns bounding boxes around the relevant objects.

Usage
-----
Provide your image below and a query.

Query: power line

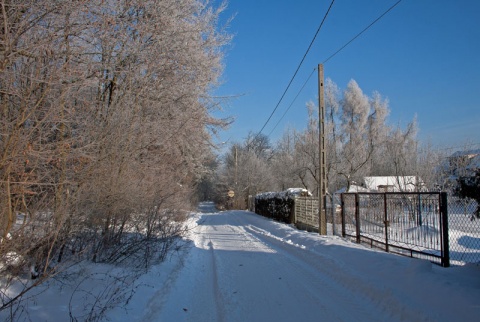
[436,142,480,151]
[268,67,317,137]
[252,0,336,143]
[250,0,404,145]
[266,0,403,138]
[259,0,403,141]
[323,0,403,64]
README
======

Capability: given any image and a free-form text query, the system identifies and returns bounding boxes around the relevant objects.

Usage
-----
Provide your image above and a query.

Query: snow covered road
[139,202,480,322]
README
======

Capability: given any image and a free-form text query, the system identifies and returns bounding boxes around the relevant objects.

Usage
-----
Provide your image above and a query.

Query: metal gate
[340,192,450,267]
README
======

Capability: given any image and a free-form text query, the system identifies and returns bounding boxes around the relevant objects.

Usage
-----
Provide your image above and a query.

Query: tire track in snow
[141,213,226,322]
[202,211,429,321]
[222,214,365,321]
[221,222,343,321]
[140,208,474,321]
[242,220,433,322]
[207,239,226,322]
[195,214,228,322]
[242,224,384,321]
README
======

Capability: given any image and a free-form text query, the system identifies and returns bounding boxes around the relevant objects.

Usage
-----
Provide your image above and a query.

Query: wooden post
[318,64,327,235]
[234,146,238,209]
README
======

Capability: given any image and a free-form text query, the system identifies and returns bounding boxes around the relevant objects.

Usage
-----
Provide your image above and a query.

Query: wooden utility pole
[235,145,238,209]
[318,64,327,235]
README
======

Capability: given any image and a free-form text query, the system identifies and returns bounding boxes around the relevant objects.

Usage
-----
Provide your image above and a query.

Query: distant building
[335,184,370,194]
[363,176,426,192]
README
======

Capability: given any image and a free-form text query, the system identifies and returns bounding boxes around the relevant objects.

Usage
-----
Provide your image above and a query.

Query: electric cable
[268,67,317,137]
[250,0,336,145]
[323,0,403,64]
[267,0,404,138]
[436,142,480,151]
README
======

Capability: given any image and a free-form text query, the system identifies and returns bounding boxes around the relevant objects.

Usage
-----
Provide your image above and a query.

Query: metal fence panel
[341,192,450,266]
[341,193,356,239]
[295,192,480,266]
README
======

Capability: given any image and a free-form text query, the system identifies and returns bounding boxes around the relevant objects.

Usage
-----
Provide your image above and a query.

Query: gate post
[440,192,450,267]
[384,193,389,252]
[341,193,346,237]
[355,193,360,244]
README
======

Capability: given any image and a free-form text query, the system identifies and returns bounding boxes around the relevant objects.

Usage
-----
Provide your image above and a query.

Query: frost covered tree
[367,91,391,175]
[290,79,423,195]
[216,133,274,209]
[292,101,320,194]
[1,0,230,313]
[336,79,375,191]
[270,129,303,191]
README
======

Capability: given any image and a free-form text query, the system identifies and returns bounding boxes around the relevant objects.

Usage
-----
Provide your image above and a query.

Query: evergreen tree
[456,169,480,219]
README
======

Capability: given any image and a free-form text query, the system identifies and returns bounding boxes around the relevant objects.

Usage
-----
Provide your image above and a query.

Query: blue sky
[213,0,480,150]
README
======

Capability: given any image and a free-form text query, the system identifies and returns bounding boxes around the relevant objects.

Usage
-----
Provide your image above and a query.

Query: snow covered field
[2,202,479,321]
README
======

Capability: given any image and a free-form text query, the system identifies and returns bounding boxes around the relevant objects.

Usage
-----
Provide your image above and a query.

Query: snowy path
[3,203,477,322]
[140,203,480,322]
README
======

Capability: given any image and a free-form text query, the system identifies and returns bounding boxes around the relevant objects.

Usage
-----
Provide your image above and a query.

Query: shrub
[254,188,311,223]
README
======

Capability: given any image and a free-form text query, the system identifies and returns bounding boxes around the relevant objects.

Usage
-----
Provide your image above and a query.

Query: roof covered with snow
[335,184,371,194]
[364,176,424,192]
[256,188,312,200]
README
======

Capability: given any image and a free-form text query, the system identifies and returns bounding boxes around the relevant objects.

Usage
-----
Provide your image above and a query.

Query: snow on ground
[2,202,479,321]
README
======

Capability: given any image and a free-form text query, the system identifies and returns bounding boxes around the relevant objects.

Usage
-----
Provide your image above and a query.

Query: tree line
[209,78,460,209]
[1,0,229,313]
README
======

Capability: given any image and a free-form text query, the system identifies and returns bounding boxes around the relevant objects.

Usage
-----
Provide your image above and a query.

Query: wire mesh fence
[287,192,480,266]
[340,192,450,266]
[339,192,480,266]
[447,197,480,265]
